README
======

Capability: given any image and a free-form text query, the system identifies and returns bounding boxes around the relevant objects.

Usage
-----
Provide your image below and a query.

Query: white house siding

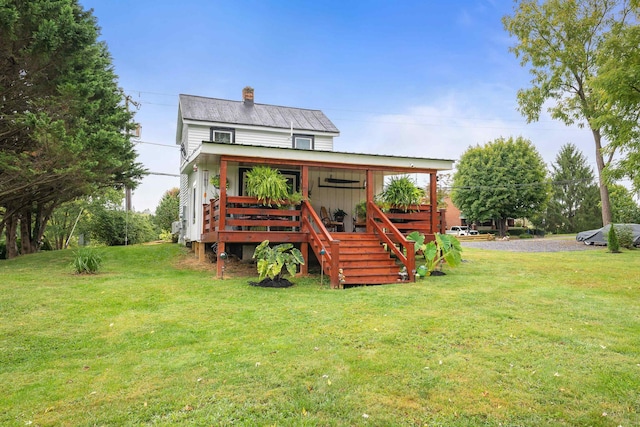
[186,124,210,154]
[184,122,335,152]
[314,135,333,151]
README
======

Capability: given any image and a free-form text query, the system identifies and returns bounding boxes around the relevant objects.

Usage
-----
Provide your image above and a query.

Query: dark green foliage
[0,0,145,258]
[607,224,621,253]
[544,144,602,233]
[72,248,102,274]
[452,136,549,237]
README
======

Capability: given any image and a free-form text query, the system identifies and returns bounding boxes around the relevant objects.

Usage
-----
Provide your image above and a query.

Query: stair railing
[301,200,341,288]
[368,201,415,281]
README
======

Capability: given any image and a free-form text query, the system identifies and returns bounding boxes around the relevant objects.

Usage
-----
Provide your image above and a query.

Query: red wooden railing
[301,200,341,288]
[368,201,416,281]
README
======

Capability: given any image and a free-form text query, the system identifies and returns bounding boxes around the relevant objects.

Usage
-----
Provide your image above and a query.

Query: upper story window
[210,127,235,144]
[293,134,314,150]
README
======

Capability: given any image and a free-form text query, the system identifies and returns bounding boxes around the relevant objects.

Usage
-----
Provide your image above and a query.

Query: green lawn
[1,243,639,426]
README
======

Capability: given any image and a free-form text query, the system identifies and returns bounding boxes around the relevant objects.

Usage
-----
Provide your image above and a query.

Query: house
[176,87,454,288]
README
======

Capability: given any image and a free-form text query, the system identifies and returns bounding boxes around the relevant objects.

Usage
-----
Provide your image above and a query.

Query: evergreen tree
[0,0,145,258]
[545,144,602,233]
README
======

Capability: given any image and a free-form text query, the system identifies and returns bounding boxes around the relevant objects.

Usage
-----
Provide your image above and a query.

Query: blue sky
[79,0,596,212]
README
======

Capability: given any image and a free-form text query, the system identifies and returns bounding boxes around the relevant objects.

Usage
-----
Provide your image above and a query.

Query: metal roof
[179,94,340,134]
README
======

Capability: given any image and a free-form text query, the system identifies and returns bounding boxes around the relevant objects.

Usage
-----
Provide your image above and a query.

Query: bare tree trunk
[497,218,508,237]
[19,208,37,254]
[592,128,613,225]
[5,214,19,259]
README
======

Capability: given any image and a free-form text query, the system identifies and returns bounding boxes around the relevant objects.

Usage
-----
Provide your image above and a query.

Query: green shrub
[607,225,621,253]
[72,248,103,274]
[616,225,635,250]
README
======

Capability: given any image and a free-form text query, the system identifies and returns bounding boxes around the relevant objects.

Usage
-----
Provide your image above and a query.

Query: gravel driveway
[460,236,601,252]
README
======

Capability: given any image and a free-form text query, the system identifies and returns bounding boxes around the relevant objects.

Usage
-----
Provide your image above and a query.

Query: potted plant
[378,175,425,212]
[210,174,229,189]
[355,201,367,222]
[251,240,305,287]
[333,208,348,222]
[244,166,292,207]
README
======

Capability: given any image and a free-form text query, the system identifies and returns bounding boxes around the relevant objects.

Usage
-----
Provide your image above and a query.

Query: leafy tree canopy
[503,0,639,225]
[452,136,549,236]
[153,188,180,234]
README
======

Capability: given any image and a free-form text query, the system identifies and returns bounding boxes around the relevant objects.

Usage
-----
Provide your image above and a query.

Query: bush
[607,225,621,253]
[616,225,635,250]
[72,248,103,274]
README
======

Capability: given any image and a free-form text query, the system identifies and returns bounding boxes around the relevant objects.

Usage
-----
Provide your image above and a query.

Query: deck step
[322,232,405,286]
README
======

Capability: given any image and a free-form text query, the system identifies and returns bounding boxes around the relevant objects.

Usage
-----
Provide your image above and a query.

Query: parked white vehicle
[446,226,469,236]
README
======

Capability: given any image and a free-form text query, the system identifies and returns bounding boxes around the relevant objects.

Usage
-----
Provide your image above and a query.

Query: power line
[134,140,179,148]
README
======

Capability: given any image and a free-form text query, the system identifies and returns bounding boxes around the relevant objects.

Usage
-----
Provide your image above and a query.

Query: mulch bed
[249,277,294,288]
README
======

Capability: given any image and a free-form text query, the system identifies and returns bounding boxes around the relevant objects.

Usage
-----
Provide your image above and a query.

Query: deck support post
[198,241,205,263]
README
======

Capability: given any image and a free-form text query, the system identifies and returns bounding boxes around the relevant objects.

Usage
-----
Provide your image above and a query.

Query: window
[210,127,235,144]
[293,134,314,150]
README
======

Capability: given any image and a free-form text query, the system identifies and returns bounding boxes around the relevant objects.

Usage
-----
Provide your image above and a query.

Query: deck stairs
[313,232,404,286]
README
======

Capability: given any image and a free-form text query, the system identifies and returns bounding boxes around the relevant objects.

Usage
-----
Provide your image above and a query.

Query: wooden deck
[201,198,445,288]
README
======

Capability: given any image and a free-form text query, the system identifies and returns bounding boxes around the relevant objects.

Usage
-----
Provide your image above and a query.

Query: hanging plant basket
[210,174,229,189]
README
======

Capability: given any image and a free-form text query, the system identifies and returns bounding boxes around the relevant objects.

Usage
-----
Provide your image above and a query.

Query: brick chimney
[242,86,254,105]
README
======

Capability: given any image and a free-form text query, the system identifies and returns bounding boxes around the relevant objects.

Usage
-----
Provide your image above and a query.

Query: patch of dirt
[173,251,257,278]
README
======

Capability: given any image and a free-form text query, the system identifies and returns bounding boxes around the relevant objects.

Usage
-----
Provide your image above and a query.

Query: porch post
[300,165,309,275]
[219,159,227,231]
[366,170,374,233]
[430,172,438,235]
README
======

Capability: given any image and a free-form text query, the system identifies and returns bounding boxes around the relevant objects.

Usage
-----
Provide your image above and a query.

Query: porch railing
[301,200,341,288]
[203,196,301,233]
[368,201,416,281]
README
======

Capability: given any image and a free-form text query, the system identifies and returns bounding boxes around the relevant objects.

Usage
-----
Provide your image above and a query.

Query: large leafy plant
[407,231,462,275]
[253,240,305,281]
[245,166,295,207]
[378,175,425,212]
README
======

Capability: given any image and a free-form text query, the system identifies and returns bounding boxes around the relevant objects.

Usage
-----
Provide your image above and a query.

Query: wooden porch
[201,196,446,288]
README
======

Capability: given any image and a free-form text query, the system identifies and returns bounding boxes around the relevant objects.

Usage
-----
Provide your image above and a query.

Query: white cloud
[335,85,596,172]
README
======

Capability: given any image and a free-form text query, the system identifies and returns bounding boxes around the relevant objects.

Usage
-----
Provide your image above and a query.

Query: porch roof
[181,141,454,174]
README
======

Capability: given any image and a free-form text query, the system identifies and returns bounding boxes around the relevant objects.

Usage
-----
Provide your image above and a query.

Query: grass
[1,243,639,426]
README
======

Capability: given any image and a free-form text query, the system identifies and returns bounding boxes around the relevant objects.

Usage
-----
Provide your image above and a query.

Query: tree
[503,0,638,226]
[545,144,602,233]
[609,184,640,223]
[452,136,549,237]
[0,0,145,258]
[153,188,180,235]
[595,0,640,191]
